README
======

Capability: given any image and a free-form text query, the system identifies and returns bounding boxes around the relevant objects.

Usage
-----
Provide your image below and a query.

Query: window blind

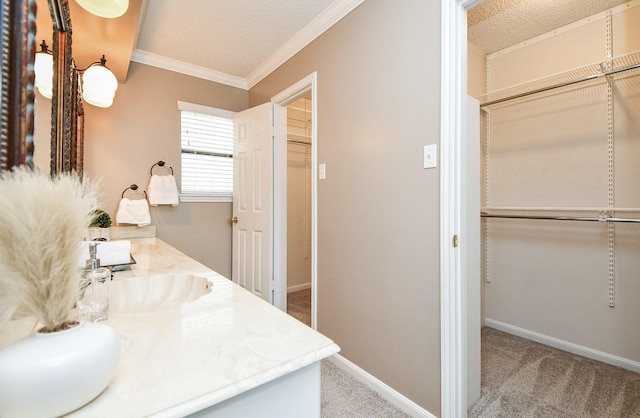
[179,103,235,201]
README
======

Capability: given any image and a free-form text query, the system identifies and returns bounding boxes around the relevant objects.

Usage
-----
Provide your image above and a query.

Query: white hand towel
[148,174,179,206]
[116,197,151,227]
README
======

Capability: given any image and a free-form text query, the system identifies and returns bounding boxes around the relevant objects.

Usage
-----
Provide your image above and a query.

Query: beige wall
[35,63,248,277]
[481,4,640,363]
[251,0,442,413]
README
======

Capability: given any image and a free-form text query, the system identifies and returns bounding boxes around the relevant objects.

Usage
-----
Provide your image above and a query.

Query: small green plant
[90,209,112,228]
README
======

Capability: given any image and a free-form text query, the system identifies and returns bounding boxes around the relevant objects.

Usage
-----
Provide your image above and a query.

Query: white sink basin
[110,274,212,313]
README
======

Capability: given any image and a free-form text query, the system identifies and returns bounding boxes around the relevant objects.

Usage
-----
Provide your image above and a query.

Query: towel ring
[121,184,148,199]
[150,160,174,176]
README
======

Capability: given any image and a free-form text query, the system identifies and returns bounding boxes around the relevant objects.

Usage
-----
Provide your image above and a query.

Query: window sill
[179,193,232,203]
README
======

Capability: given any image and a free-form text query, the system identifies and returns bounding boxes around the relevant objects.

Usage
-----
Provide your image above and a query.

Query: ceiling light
[80,55,118,108]
[75,0,129,18]
[34,40,53,99]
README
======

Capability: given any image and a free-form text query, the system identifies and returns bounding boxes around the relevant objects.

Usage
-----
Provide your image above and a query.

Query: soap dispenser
[78,243,111,322]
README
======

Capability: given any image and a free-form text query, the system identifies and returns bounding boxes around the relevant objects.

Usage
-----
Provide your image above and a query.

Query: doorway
[272,73,318,329]
[284,96,313,326]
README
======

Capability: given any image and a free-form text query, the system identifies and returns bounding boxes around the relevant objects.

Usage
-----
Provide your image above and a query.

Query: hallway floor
[287,288,311,326]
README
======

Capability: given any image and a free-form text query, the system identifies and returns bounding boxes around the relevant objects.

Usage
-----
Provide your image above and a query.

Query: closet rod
[480,61,640,108]
[481,213,640,223]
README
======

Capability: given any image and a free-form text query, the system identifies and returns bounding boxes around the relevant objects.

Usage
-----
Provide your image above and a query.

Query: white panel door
[232,103,273,303]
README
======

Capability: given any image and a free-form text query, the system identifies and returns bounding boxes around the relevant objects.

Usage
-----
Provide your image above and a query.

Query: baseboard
[485,319,640,374]
[287,282,311,293]
[327,354,436,418]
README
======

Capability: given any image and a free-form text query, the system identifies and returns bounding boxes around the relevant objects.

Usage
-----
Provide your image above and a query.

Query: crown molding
[130,0,365,90]
[130,49,248,90]
[246,0,366,89]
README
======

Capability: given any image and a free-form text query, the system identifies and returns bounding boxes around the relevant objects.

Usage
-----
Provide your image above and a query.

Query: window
[178,101,235,202]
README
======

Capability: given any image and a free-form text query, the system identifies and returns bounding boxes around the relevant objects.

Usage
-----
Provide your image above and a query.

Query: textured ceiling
[468,0,630,54]
[134,0,336,79]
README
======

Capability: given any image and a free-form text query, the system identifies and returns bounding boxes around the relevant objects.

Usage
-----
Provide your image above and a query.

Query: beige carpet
[321,359,410,417]
[287,288,311,326]
[469,327,640,417]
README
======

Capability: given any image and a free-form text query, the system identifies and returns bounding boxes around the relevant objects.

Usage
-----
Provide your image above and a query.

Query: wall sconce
[34,43,119,108]
[34,40,53,99]
[75,0,129,18]
[78,55,118,108]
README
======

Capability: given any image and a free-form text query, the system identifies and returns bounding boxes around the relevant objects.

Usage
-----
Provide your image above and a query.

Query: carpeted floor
[287,288,311,326]
[321,359,410,418]
[469,327,640,418]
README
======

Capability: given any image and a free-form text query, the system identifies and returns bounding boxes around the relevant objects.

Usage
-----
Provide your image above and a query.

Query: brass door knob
[230,216,238,224]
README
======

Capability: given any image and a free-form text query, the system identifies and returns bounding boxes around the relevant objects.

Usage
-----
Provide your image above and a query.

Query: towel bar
[150,161,174,175]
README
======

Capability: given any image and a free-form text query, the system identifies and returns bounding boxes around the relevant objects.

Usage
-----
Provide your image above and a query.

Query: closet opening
[467,0,640,416]
[285,96,313,327]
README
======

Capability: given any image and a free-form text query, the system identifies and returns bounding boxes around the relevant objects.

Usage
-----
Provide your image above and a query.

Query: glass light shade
[82,65,118,108]
[34,51,53,99]
[75,0,129,18]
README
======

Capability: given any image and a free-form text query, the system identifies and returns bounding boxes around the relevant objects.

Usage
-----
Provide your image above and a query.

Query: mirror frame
[0,0,82,175]
[49,0,83,175]
[0,0,37,172]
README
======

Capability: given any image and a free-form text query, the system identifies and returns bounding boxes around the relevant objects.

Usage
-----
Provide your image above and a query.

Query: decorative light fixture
[79,55,119,108]
[34,40,53,99]
[33,42,118,108]
[74,0,129,18]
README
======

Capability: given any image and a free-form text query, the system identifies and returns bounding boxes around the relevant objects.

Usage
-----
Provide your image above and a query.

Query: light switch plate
[319,163,326,180]
[424,144,437,169]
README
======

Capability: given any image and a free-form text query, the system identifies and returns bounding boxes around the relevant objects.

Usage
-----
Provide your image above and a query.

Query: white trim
[442,0,482,416]
[270,73,318,330]
[246,0,365,89]
[131,50,248,90]
[440,0,468,417]
[178,193,231,203]
[177,101,236,118]
[485,319,640,374]
[327,354,437,418]
[287,282,311,293]
[131,1,363,90]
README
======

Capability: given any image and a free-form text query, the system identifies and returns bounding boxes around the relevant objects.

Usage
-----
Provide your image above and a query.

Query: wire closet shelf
[478,50,640,108]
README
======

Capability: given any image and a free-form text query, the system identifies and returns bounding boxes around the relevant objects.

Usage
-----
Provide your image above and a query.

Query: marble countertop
[68,238,339,417]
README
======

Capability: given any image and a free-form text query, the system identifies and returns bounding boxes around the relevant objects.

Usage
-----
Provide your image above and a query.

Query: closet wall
[477,2,640,367]
[286,98,312,291]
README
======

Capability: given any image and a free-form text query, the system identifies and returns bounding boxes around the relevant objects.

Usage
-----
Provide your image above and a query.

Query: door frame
[440,0,483,416]
[271,72,318,328]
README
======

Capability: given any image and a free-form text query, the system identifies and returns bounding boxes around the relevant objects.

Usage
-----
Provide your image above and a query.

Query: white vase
[0,321,120,418]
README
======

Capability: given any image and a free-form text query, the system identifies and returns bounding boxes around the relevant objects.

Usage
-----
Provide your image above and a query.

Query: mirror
[0,0,82,175]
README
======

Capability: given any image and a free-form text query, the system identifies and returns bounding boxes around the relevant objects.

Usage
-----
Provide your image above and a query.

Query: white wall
[481,3,640,365]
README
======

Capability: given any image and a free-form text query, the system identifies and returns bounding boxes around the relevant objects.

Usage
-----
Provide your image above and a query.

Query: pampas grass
[0,167,97,332]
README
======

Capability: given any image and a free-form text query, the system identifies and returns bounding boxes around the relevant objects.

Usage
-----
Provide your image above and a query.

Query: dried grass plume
[0,167,97,332]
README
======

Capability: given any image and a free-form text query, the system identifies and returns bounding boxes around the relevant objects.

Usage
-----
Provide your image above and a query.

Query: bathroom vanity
[66,238,339,417]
